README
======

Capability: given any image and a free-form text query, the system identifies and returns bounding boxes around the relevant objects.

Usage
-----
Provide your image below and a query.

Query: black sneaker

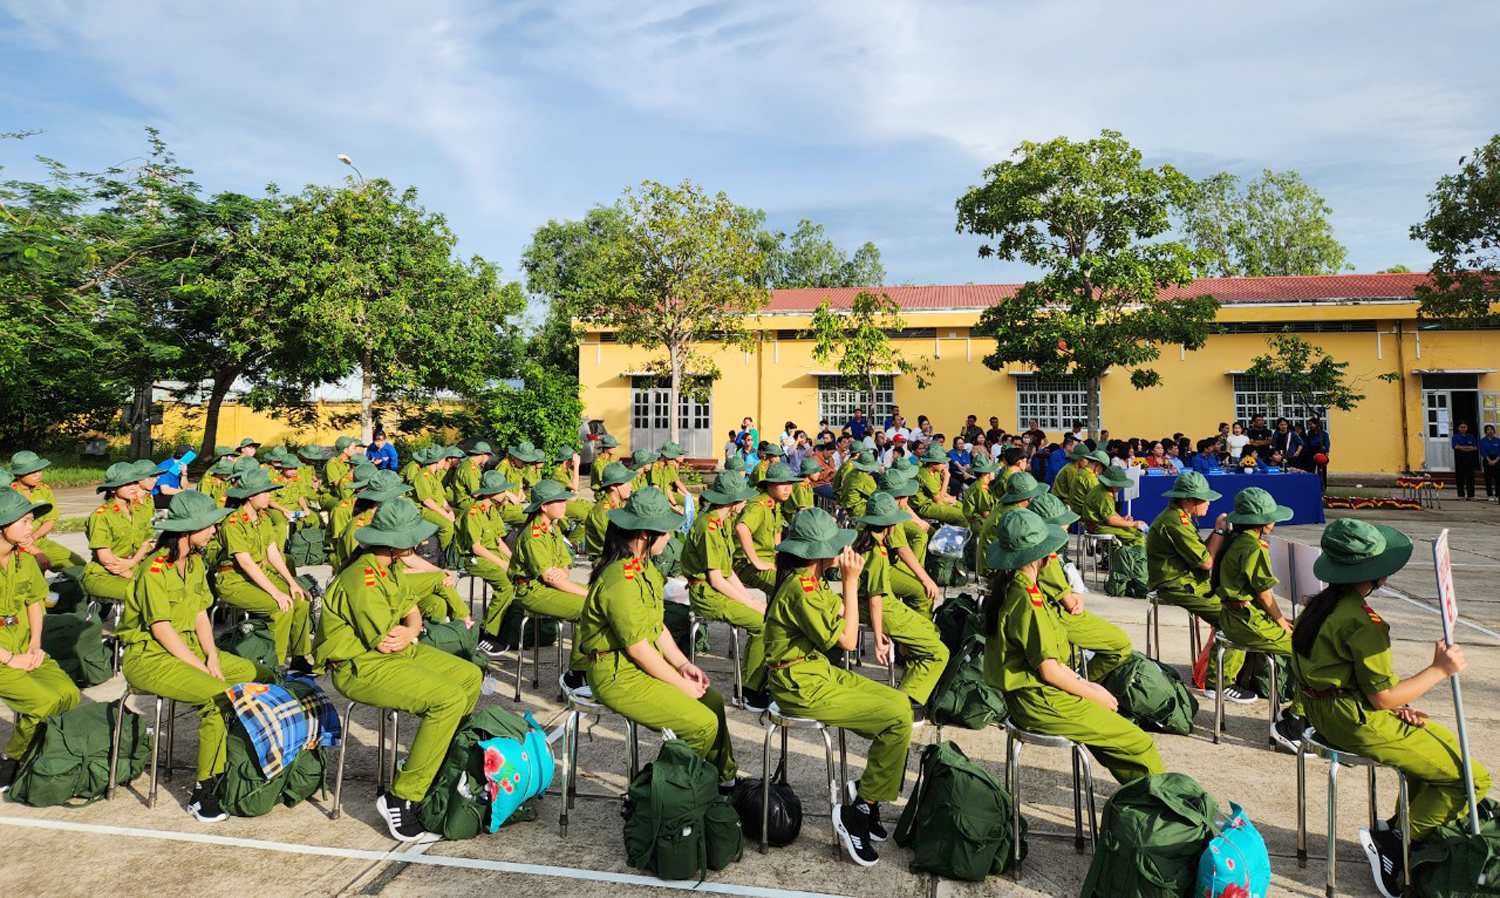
[286,656,315,678]
[834,801,880,866]
[188,779,228,823]
[560,669,590,699]
[0,757,17,796]
[909,699,928,729]
[1204,684,1258,704]
[377,791,432,841]
[739,686,772,713]
[1359,825,1404,898]
[1271,716,1304,753]
[476,634,506,660]
[844,781,888,842]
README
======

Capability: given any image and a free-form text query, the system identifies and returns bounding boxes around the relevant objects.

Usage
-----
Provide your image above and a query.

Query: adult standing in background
[1272,418,1304,464]
[882,405,901,430]
[1225,421,1249,462]
[1022,419,1046,448]
[736,417,759,452]
[1452,421,1480,500]
[1245,415,1274,460]
[960,414,984,444]
[367,430,399,471]
[985,416,1005,446]
[1480,424,1500,500]
[779,421,799,453]
[845,408,870,442]
[885,413,912,443]
[1300,419,1331,490]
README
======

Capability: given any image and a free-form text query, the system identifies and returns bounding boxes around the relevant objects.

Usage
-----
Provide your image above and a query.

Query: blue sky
[4,0,1499,304]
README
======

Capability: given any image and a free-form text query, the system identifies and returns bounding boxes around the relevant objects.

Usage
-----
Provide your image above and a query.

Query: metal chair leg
[820,726,840,861]
[559,709,575,835]
[1296,739,1309,866]
[759,721,775,854]
[1071,745,1085,851]
[148,697,164,809]
[1267,656,1280,746]
[1326,756,1340,898]
[1009,734,1024,877]
[1214,643,1225,744]
[729,625,744,707]
[331,699,358,819]
[106,692,128,801]
[163,699,177,782]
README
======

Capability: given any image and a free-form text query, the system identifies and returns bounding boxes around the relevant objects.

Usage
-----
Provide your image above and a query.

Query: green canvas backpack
[933,592,982,656]
[1102,652,1200,736]
[40,609,113,687]
[662,601,710,657]
[924,552,967,588]
[216,724,327,817]
[930,634,1008,730]
[1104,542,1150,598]
[418,705,539,841]
[1410,797,1500,897]
[46,565,87,614]
[894,740,1025,880]
[216,616,278,669]
[9,699,149,807]
[420,618,485,670]
[623,738,743,881]
[284,526,327,567]
[495,601,559,650]
[1080,773,1221,898]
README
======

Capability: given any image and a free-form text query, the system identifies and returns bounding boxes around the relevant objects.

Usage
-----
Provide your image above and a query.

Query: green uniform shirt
[271,470,307,508]
[784,484,813,518]
[1215,531,1277,603]
[858,542,894,609]
[313,556,418,670]
[324,456,354,501]
[337,508,377,572]
[550,462,573,487]
[1079,483,1120,528]
[583,495,619,559]
[1036,553,1072,609]
[512,517,572,592]
[681,509,735,582]
[413,467,451,513]
[11,482,60,528]
[1145,505,1210,594]
[590,454,618,493]
[215,508,277,574]
[763,567,845,670]
[914,468,943,511]
[1289,586,1398,700]
[447,459,483,506]
[0,551,46,654]
[86,499,143,565]
[326,497,357,554]
[733,493,783,567]
[988,571,1070,694]
[836,470,876,517]
[961,479,996,526]
[130,495,155,547]
[117,551,212,653]
[200,474,232,506]
[400,460,421,486]
[575,556,665,658]
[459,501,507,553]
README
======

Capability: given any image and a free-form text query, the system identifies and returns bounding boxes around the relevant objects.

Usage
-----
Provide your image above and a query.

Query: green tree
[519,206,629,376]
[807,291,930,415]
[955,129,1219,435]
[1411,135,1500,325]
[1244,330,1384,421]
[1180,169,1350,277]
[762,218,886,288]
[1379,264,1412,273]
[571,179,769,444]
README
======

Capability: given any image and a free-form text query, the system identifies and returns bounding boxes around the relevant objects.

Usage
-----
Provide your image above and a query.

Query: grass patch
[9,449,119,488]
[51,516,88,534]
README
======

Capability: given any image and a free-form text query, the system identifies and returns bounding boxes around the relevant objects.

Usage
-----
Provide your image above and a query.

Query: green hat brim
[597,435,620,449]
[998,481,1049,505]
[877,480,918,498]
[985,523,1070,571]
[355,517,438,550]
[0,500,52,527]
[9,457,51,476]
[606,506,684,534]
[1224,504,1294,526]
[363,485,413,503]
[920,453,948,466]
[98,474,139,491]
[659,448,685,459]
[775,527,857,561]
[524,490,575,514]
[1312,525,1414,584]
[153,506,233,533]
[851,458,882,473]
[467,442,494,456]
[1038,506,1080,528]
[856,508,909,528]
[472,480,516,498]
[225,481,284,500]
[596,472,635,490]
[1095,472,1131,490]
[758,470,802,485]
[701,485,758,506]
[1162,486,1222,501]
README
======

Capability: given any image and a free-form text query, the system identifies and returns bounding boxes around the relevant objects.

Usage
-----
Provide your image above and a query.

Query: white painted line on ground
[0,815,853,898]
[1378,586,1500,641]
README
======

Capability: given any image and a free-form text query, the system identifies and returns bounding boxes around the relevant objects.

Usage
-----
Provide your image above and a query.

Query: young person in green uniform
[8,451,84,569]
[324,465,377,563]
[682,472,769,710]
[235,438,260,460]
[199,448,238,507]
[854,492,949,717]
[747,440,784,490]
[836,449,880,518]
[983,509,1164,784]
[653,442,690,511]
[1293,518,1492,898]
[960,451,999,528]
[784,456,823,518]
[0,490,81,793]
[315,497,483,841]
[1027,493,1132,682]
[118,491,269,821]
[551,446,597,527]
[1212,487,1305,750]
[992,446,1030,497]
[269,453,317,541]
[82,461,157,605]
[513,480,589,690]
[323,436,367,507]
[1054,445,1106,515]
[910,445,966,526]
[733,460,799,595]
[1145,472,1231,674]
[626,448,659,492]
[583,462,634,561]
[763,507,911,867]
[1079,464,1146,545]
[974,471,1048,582]
[874,472,941,618]
[724,455,747,474]
[463,471,520,660]
[590,434,621,493]
[411,446,460,550]
[129,459,162,547]
[333,470,411,572]
[447,441,492,508]
[214,470,312,670]
[576,487,738,784]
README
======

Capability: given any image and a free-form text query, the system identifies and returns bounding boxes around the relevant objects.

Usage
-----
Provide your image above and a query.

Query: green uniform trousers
[0,657,80,758]
[1058,609,1132,682]
[869,599,948,704]
[332,644,481,802]
[768,661,912,803]
[585,653,737,781]
[82,565,133,605]
[918,502,967,527]
[216,570,312,665]
[122,649,265,780]
[564,500,594,526]
[1306,698,1492,840]
[1156,588,1242,689]
[401,571,469,622]
[903,525,929,566]
[33,538,85,569]
[1007,686,1164,784]
[889,566,932,619]
[1090,524,1144,546]
[517,584,584,622]
[734,563,777,597]
[688,584,766,691]
[471,560,516,638]
[500,505,527,527]
[420,509,456,549]
[1218,607,1302,714]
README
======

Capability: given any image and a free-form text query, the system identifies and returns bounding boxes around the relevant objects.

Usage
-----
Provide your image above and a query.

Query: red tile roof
[762,272,1430,313]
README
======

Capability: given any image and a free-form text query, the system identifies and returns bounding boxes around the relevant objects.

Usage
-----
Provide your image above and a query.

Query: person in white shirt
[1226,421,1249,460]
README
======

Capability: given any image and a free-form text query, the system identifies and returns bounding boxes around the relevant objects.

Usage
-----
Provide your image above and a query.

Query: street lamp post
[337,153,366,184]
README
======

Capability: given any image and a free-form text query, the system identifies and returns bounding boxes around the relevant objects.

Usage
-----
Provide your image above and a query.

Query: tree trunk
[667,345,682,447]
[194,367,241,476]
[360,344,374,443]
[1086,377,1102,442]
[128,377,153,460]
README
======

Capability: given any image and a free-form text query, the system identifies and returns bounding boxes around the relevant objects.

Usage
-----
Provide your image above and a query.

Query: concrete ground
[3,499,1497,898]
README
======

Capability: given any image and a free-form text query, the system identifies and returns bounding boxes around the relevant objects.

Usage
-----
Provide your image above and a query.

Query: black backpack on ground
[726,757,802,847]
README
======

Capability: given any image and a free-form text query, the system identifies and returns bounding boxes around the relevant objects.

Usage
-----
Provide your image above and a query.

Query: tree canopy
[1244,330,1386,421]
[955,129,1219,434]
[1179,169,1350,277]
[758,218,886,288]
[807,291,929,412]
[1411,134,1500,325]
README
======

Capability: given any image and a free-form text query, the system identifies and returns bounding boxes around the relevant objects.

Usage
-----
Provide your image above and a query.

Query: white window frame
[818,375,895,427]
[1014,375,1098,432]
[1231,374,1327,429]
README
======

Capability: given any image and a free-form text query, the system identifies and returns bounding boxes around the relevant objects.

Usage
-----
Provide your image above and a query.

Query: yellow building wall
[154,401,453,450]
[578,303,1497,477]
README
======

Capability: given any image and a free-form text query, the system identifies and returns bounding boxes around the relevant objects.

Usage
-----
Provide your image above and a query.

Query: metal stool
[844,622,897,688]
[330,700,402,819]
[758,705,847,856]
[1297,727,1411,898]
[1004,720,1099,877]
[512,609,569,702]
[462,572,493,621]
[1080,533,1116,589]
[1144,591,1204,664]
[558,685,654,836]
[105,689,177,807]
[1211,632,1281,747]
[688,611,746,707]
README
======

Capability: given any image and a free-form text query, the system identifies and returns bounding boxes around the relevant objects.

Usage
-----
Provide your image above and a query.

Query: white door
[1484,392,1500,434]
[630,379,714,458]
[1423,390,1453,471]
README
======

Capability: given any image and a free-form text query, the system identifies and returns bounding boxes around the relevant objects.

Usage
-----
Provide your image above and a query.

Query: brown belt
[1301,686,1344,700]
[767,655,812,670]
[585,649,617,660]
[1222,599,1251,611]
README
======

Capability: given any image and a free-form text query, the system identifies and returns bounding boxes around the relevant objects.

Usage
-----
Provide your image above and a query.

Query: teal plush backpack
[418,706,545,840]
[623,738,743,880]
[477,711,554,833]
[1196,803,1271,898]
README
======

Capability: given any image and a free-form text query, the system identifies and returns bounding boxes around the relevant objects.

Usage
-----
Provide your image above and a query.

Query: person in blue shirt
[366,430,399,471]
[1481,425,1500,500]
[151,446,194,509]
[1452,421,1480,500]
[1300,419,1331,490]
[845,409,870,442]
[1045,435,1078,485]
[1191,438,1221,474]
[947,442,974,493]
[1272,418,1304,464]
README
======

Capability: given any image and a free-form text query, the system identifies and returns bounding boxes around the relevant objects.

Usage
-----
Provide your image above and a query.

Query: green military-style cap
[472,469,516,498]
[236,438,261,450]
[1096,465,1132,490]
[467,440,494,456]
[274,454,304,469]
[0,488,52,527]
[850,449,881,473]
[658,442,685,460]
[970,452,999,475]
[297,446,327,463]
[361,469,412,503]
[891,455,916,473]
[553,447,577,465]
[1028,492,1079,528]
[876,468,918,498]
[228,457,262,481]
[856,492,909,528]
[1068,444,1109,466]
[263,445,289,463]
[596,434,620,450]
[152,490,232,533]
[443,445,465,460]
[1313,518,1414,584]
[509,441,546,465]
[701,471,757,506]
[797,457,825,477]
[334,436,366,452]
[776,507,856,560]
[355,497,438,550]
[1223,487,1293,526]
[226,469,283,500]
[131,459,160,481]
[1161,471,1221,502]
[985,507,1069,572]
[206,457,236,478]
[413,445,441,466]
[757,460,802,485]
[214,445,237,458]
[595,461,635,491]
[524,479,574,513]
[725,456,747,472]
[607,486,684,534]
[756,440,784,458]
[8,451,51,477]
[629,448,659,470]
[998,471,1048,505]
[919,445,948,465]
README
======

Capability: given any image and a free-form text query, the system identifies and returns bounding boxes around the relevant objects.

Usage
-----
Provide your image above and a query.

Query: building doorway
[1421,373,1481,472]
[630,376,714,459]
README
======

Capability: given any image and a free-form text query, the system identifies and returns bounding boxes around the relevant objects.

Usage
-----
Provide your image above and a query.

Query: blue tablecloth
[1129,470,1325,526]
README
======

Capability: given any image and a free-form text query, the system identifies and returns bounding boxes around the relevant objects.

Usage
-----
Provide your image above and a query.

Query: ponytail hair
[852,527,884,556]
[1293,584,1347,658]
[983,568,1018,637]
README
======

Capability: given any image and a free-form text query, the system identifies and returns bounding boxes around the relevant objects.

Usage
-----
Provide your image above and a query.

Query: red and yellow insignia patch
[1026,582,1044,607]
[363,567,377,586]
[1363,604,1385,626]
[800,575,816,593]
[1259,539,1270,551]
[1179,512,1190,525]
[876,545,887,556]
